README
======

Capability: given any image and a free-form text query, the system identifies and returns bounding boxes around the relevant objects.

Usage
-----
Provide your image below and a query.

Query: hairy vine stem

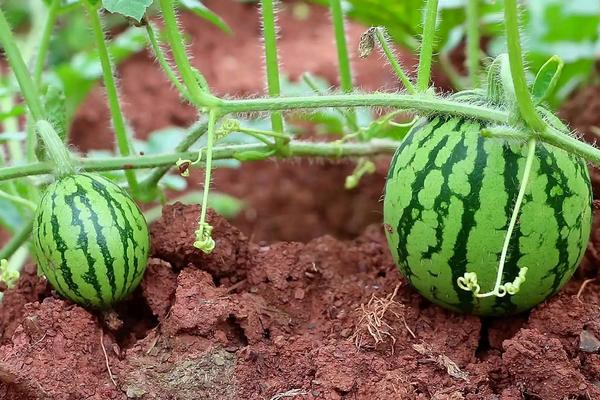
[0,139,400,182]
[504,0,545,132]
[158,0,219,108]
[465,0,481,88]
[145,22,189,99]
[259,0,287,153]
[85,3,139,194]
[0,9,46,122]
[34,0,60,86]
[329,0,358,130]
[220,93,509,122]
[416,0,439,91]
[36,120,75,177]
[373,28,416,94]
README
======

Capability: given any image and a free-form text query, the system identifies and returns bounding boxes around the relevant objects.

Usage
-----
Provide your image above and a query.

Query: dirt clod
[502,328,599,400]
[140,258,178,321]
[150,204,251,282]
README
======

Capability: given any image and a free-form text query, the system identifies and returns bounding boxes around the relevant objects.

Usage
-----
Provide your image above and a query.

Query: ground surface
[2,1,600,399]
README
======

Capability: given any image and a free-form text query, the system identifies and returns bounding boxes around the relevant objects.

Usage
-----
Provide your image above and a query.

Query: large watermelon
[32,173,150,308]
[383,115,592,316]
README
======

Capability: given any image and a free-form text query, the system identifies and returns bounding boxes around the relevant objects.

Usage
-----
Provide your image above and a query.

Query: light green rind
[32,173,150,308]
[384,116,592,316]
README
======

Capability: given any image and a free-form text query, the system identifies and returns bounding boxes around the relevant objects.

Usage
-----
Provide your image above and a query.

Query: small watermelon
[33,173,150,308]
[383,115,592,316]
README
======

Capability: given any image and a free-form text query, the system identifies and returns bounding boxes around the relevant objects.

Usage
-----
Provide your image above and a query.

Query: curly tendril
[175,150,203,177]
[457,272,481,296]
[345,159,376,189]
[0,259,19,289]
[457,267,528,298]
[194,222,215,253]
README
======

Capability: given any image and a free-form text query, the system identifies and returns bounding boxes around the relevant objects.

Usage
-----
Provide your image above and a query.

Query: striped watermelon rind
[383,115,592,316]
[32,173,150,308]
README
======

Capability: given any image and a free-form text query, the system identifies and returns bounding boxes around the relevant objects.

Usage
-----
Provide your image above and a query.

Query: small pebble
[213,354,225,366]
[294,288,305,300]
[214,330,228,344]
[273,335,286,347]
[580,330,600,353]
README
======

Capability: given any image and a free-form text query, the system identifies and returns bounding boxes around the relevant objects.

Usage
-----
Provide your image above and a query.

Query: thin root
[351,284,414,352]
[270,388,309,400]
[100,330,118,388]
[577,278,597,303]
[412,343,469,381]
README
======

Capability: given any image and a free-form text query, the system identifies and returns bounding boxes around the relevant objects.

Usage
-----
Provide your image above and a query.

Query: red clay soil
[2,1,600,399]
[2,203,600,399]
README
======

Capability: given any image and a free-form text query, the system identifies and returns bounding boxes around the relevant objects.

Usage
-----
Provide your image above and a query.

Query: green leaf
[488,0,600,107]
[177,0,232,34]
[50,26,147,123]
[0,105,25,122]
[206,192,245,219]
[314,0,503,52]
[2,0,30,31]
[102,0,153,21]
[532,56,564,105]
[0,197,23,234]
[138,127,188,154]
[367,115,417,141]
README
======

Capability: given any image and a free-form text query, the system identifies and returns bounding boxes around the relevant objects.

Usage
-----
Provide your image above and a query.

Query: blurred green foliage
[312,0,600,107]
[512,0,600,106]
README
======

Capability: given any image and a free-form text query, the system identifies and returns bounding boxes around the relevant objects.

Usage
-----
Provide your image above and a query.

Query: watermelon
[32,173,150,308]
[383,115,592,316]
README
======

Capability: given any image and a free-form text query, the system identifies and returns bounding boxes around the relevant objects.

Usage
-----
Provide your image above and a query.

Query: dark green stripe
[67,178,118,302]
[569,157,588,260]
[63,179,106,306]
[122,200,144,285]
[395,133,451,281]
[538,149,571,294]
[388,117,446,181]
[447,132,488,313]
[422,121,468,260]
[82,174,138,295]
[34,189,71,298]
[49,190,85,301]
